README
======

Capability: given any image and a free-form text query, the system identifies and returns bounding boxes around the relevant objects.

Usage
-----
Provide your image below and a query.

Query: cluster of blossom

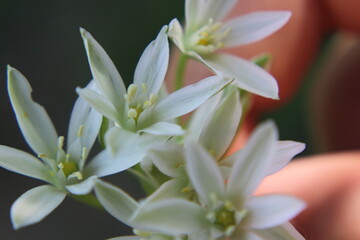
[1,0,307,239]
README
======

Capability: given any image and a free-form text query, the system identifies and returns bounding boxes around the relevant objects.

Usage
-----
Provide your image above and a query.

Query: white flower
[0,66,135,229]
[130,121,306,239]
[77,26,230,137]
[168,0,291,99]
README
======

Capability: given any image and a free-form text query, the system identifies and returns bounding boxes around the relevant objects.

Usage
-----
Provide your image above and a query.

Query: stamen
[181,186,192,193]
[127,108,138,119]
[38,153,48,158]
[81,147,87,160]
[77,125,85,137]
[224,225,236,236]
[57,136,65,149]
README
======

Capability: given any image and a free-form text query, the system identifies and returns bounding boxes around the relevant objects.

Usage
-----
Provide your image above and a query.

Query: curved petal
[184,141,225,206]
[153,76,229,122]
[254,222,305,240]
[66,176,97,195]
[134,26,169,94]
[223,11,291,48]
[94,179,138,225]
[131,198,209,235]
[80,28,126,110]
[205,53,279,99]
[11,185,66,229]
[246,195,306,229]
[76,87,121,124]
[140,122,184,136]
[67,81,102,156]
[168,18,186,52]
[199,87,242,159]
[7,66,58,158]
[226,121,278,203]
[266,141,305,176]
[0,145,52,183]
[148,143,185,178]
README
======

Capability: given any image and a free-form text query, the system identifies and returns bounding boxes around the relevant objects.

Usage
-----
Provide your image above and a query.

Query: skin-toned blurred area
[0,0,360,239]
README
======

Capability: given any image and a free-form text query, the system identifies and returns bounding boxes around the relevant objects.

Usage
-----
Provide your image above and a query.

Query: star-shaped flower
[130,121,306,239]
[168,0,291,99]
[0,67,153,228]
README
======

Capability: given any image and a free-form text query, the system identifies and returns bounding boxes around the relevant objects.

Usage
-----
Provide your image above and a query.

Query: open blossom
[168,0,291,99]
[0,67,149,229]
[129,122,306,240]
[78,26,230,137]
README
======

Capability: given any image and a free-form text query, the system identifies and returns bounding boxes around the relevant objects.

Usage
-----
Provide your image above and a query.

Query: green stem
[71,194,104,211]
[174,54,188,91]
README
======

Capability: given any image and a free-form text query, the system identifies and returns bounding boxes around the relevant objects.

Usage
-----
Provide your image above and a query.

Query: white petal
[205,54,279,99]
[199,87,242,159]
[84,128,168,177]
[187,92,222,142]
[226,121,277,203]
[134,26,169,94]
[223,11,291,48]
[94,179,138,224]
[140,122,184,136]
[11,185,66,229]
[185,0,237,31]
[144,178,189,203]
[131,199,209,235]
[254,222,305,240]
[80,28,126,110]
[7,66,58,158]
[168,18,186,52]
[184,141,225,206]
[76,87,121,123]
[153,75,229,121]
[148,142,185,178]
[0,145,52,183]
[267,141,305,176]
[67,80,102,156]
[246,195,306,229]
[65,176,97,195]
[108,237,140,240]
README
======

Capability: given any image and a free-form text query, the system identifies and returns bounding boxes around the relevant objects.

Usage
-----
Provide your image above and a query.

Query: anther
[77,125,85,137]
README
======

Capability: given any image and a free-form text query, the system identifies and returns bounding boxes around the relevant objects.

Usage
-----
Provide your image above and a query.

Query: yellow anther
[224,201,235,211]
[81,147,87,160]
[175,162,184,168]
[127,84,138,97]
[72,171,83,180]
[149,93,158,104]
[181,186,192,193]
[224,225,236,236]
[38,153,48,158]
[77,125,85,137]
[65,153,71,162]
[143,101,152,108]
[127,108,138,119]
[57,136,65,149]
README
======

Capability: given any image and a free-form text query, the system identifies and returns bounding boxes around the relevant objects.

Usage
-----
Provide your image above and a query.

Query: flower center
[187,18,231,55]
[124,83,158,122]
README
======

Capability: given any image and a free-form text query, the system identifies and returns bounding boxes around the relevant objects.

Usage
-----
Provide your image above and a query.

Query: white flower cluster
[1,0,306,239]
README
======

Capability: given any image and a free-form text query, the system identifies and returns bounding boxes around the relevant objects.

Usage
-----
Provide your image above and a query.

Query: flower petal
[66,176,97,195]
[84,127,168,177]
[67,81,102,157]
[184,141,225,206]
[11,185,66,229]
[134,26,169,94]
[254,222,305,240]
[94,179,138,224]
[266,141,305,176]
[144,178,190,203]
[148,142,185,178]
[223,11,291,48]
[7,66,58,158]
[131,198,209,235]
[140,122,184,136]
[205,53,279,99]
[80,28,126,110]
[185,0,237,31]
[153,75,229,122]
[0,145,52,183]
[246,195,306,229]
[226,121,277,203]
[198,87,242,159]
[76,87,121,123]
[168,18,186,52]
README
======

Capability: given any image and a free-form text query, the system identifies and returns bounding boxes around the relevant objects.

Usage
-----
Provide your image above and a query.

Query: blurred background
[0,0,359,239]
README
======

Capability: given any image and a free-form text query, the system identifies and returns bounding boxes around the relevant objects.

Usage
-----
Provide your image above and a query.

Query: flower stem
[174,53,188,91]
